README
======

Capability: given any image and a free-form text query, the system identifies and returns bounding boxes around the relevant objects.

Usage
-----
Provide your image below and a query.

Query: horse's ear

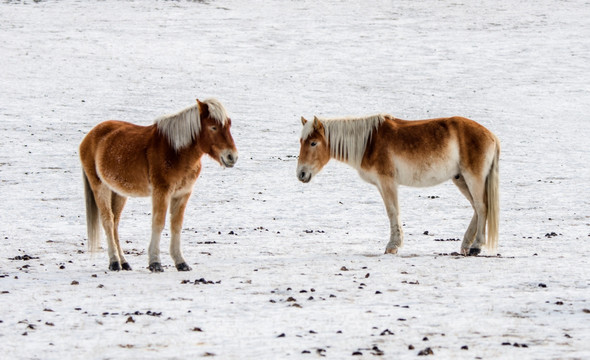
[196,99,209,118]
[301,116,308,126]
[313,116,323,131]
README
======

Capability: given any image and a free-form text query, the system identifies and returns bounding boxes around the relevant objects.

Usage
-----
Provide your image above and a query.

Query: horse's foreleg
[378,181,403,254]
[111,193,130,270]
[148,190,170,272]
[169,193,192,271]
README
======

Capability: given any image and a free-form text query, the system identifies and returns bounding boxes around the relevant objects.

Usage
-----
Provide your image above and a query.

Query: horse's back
[369,116,497,186]
[80,120,156,197]
[388,116,497,157]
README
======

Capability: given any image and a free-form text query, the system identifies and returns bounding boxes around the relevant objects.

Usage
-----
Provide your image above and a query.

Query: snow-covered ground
[1,0,589,358]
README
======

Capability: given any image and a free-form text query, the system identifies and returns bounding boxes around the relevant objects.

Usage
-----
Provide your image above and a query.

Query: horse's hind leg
[93,185,122,270]
[169,193,192,271]
[462,174,487,256]
[112,193,131,270]
[452,175,478,255]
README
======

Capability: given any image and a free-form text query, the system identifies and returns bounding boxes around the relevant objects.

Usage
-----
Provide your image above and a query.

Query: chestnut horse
[80,98,238,272]
[297,114,499,256]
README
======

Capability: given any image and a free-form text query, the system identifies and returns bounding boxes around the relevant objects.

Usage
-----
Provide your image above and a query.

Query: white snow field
[1,0,589,359]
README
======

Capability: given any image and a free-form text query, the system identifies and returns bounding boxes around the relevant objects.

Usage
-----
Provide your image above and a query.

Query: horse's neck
[155,129,204,167]
[325,115,387,169]
[178,141,205,162]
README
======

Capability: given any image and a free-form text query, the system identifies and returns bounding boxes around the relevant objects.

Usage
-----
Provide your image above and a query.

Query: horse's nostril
[227,154,233,162]
[299,171,306,179]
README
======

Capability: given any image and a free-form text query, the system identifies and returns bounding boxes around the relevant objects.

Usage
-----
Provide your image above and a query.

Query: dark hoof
[176,262,192,272]
[468,248,481,256]
[121,262,132,271]
[109,261,121,271]
[149,262,164,273]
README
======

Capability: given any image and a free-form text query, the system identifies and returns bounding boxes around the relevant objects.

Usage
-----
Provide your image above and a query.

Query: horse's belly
[394,157,459,188]
[96,154,151,197]
[97,166,151,197]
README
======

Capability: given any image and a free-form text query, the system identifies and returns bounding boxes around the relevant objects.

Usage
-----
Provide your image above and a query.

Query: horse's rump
[82,120,154,197]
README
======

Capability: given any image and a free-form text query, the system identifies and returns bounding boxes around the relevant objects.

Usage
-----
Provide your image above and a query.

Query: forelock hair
[300,119,316,141]
[202,98,230,125]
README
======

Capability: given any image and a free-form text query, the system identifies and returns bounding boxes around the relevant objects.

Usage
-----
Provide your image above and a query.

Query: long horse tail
[485,139,500,253]
[83,170,101,253]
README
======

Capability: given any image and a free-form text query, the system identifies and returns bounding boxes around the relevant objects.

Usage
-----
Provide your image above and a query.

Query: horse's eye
[210,126,218,131]
[310,141,317,147]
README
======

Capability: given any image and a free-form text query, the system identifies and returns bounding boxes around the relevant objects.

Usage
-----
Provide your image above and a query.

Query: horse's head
[197,99,238,168]
[297,116,330,183]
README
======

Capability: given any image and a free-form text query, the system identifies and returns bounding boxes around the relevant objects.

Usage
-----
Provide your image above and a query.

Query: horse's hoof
[121,262,132,271]
[149,262,164,272]
[384,247,398,255]
[109,261,121,271]
[176,262,192,272]
[468,248,481,256]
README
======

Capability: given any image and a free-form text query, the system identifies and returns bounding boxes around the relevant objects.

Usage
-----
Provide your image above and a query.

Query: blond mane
[302,114,386,168]
[155,98,229,151]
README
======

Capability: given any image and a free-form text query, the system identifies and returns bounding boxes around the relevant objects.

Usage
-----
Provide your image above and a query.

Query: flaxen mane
[302,114,386,168]
[155,98,229,151]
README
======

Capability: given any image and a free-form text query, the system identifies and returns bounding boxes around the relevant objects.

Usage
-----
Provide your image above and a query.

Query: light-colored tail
[485,141,500,253]
[83,171,101,252]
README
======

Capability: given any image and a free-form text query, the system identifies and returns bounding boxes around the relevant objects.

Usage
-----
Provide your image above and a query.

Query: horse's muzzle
[297,169,312,183]
[221,151,238,168]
